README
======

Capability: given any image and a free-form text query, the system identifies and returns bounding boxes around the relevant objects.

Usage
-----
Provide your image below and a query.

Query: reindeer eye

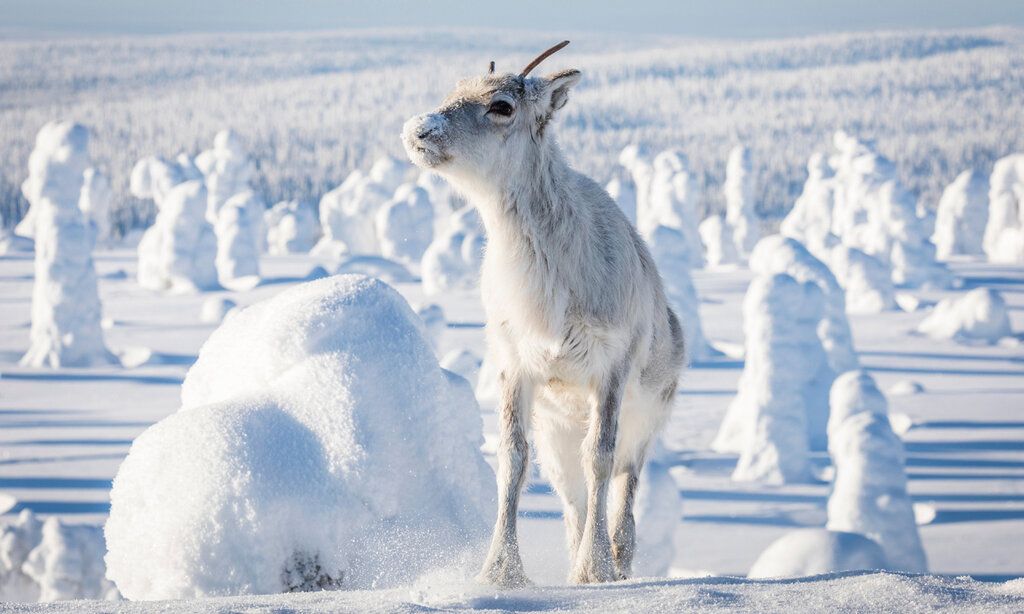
[487,100,514,117]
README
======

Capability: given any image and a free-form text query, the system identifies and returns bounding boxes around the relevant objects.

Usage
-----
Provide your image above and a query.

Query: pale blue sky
[1,0,1021,38]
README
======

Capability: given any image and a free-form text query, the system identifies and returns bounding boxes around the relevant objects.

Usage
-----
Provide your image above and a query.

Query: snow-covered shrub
[983,153,1024,263]
[647,225,715,361]
[440,348,482,388]
[828,245,897,314]
[915,288,1012,343]
[420,206,484,296]
[780,152,837,258]
[747,529,887,579]
[214,190,262,291]
[105,275,496,600]
[631,440,680,577]
[749,236,854,450]
[0,510,118,603]
[826,370,927,573]
[78,168,112,247]
[698,214,740,268]
[932,169,988,260]
[264,200,319,255]
[376,184,434,265]
[714,273,826,484]
[195,129,255,222]
[20,121,116,368]
[313,170,391,259]
[606,169,638,225]
[724,145,760,258]
[829,131,952,288]
[643,149,703,268]
[136,180,219,292]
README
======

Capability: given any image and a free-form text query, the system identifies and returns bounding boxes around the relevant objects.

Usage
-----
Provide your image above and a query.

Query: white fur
[403,66,685,586]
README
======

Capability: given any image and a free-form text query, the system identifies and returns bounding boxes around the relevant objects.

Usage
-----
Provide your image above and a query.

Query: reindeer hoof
[478,547,532,588]
[569,556,617,584]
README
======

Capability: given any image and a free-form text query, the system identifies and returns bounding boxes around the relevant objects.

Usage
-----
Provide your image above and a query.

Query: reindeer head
[402,41,580,187]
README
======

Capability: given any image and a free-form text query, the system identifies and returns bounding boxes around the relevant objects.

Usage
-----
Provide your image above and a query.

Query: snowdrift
[915,287,1012,343]
[104,275,496,600]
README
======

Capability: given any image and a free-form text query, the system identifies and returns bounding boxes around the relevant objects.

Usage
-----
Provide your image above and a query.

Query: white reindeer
[402,42,685,586]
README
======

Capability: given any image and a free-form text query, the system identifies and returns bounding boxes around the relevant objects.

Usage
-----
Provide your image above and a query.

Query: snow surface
[104,275,495,600]
[747,529,887,579]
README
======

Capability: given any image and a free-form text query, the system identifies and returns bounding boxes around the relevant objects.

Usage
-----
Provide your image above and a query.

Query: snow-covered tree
[619,144,654,230]
[916,287,1012,343]
[631,439,680,577]
[78,168,112,247]
[647,225,716,360]
[932,169,988,260]
[983,153,1024,263]
[313,169,391,259]
[214,190,262,291]
[724,145,760,258]
[420,206,485,296]
[750,235,855,450]
[606,169,638,226]
[828,245,897,314]
[20,122,116,368]
[376,184,434,265]
[195,129,255,223]
[698,214,740,268]
[264,200,318,255]
[644,149,703,268]
[137,180,219,292]
[781,152,837,258]
[368,154,413,192]
[715,273,826,484]
[826,370,927,573]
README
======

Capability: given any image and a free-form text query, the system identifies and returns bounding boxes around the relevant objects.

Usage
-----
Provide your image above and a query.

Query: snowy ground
[1,250,1023,590]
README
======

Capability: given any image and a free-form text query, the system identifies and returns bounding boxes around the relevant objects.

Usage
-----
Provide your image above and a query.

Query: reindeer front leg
[478,371,532,588]
[570,368,624,584]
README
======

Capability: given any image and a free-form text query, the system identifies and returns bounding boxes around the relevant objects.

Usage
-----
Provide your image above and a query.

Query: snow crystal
[376,184,434,265]
[826,371,927,573]
[983,153,1024,263]
[724,145,761,259]
[715,273,825,483]
[915,287,1012,343]
[105,275,495,600]
[747,529,887,579]
[20,121,116,368]
[932,169,988,260]
[264,200,319,255]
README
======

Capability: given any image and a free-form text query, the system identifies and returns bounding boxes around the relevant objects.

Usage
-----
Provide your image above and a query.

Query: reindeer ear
[542,69,582,113]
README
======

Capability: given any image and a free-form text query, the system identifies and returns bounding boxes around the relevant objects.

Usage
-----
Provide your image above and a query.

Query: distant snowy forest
[1,27,1022,235]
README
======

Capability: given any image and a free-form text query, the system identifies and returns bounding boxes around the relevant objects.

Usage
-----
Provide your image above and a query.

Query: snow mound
[826,371,927,573]
[20,121,116,368]
[983,153,1024,263]
[105,275,496,600]
[715,273,826,484]
[888,380,925,396]
[932,169,988,260]
[264,200,319,255]
[199,297,237,324]
[440,349,482,388]
[747,529,887,579]
[0,510,118,603]
[915,288,1012,343]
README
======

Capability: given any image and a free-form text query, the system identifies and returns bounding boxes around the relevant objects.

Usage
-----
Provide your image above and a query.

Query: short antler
[520,40,570,77]
[488,61,495,74]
